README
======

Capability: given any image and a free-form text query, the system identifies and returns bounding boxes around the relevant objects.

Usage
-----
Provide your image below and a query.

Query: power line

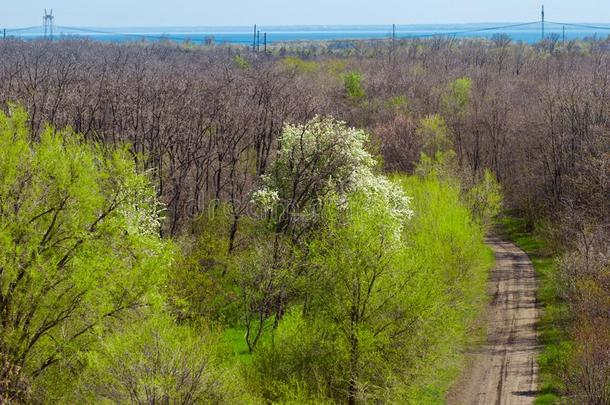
[55,25,254,44]
[545,21,610,31]
[421,21,541,37]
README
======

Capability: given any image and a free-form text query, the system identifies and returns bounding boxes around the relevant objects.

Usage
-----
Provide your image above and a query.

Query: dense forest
[0,34,608,403]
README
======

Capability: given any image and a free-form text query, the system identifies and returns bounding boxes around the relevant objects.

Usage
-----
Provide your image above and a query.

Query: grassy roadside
[497,216,569,405]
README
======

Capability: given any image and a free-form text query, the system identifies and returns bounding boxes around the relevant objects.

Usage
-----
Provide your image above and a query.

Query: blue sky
[3,0,610,28]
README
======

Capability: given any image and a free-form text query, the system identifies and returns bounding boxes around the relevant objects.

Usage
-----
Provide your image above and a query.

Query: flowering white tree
[252,116,413,236]
[244,117,414,352]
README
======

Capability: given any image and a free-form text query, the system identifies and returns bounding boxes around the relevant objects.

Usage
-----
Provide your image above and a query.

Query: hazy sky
[3,0,610,28]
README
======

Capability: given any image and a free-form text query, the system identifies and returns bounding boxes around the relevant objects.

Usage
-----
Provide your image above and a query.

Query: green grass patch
[220,319,278,365]
[220,327,255,365]
[497,215,569,404]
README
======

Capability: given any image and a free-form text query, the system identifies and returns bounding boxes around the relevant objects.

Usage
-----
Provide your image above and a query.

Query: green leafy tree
[441,77,472,119]
[465,170,503,230]
[0,106,172,399]
[418,114,453,158]
[343,71,366,101]
[416,114,459,179]
[308,193,413,404]
[237,232,297,353]
[233,54,250,69]
[254,189,414,404]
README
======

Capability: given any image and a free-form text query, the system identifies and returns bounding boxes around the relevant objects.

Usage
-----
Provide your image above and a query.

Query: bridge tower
[43,9,54,39]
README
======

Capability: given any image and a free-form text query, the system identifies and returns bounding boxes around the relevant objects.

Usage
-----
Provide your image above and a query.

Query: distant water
[9,23,610,45]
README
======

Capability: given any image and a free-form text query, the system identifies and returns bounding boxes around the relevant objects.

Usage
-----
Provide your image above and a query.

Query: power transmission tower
[541,5,545,40]
[43,9,54,39]
[264,32,267,54]
[252,24,257,52]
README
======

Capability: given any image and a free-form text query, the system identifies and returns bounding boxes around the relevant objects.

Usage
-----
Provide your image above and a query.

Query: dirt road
[447,237,539,405]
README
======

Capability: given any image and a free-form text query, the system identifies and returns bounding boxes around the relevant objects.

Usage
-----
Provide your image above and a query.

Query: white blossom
[250,188,280,210]
[117,170,165,236]
[251,115,414,229]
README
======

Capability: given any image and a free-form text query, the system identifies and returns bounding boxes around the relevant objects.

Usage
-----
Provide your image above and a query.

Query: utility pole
[43,9,54,40]
[562,25,565,44]
[252,24,257,52]
[3,29,5,40]
[541,5,545,40]
[264,32,267,54]
[257,30,260,53]
[390,23,396,63]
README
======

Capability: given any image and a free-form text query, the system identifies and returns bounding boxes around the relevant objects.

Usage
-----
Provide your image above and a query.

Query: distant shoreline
[5,22,610,45]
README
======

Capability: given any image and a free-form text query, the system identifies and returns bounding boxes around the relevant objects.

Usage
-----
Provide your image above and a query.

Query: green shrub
[282,56,318,73]
[252,309,341,402]
[233,54,250,69]
[465,169,503,231]
[76,315,257,404]
[170,203,244,324]
[441,77,472,119]
[343,71,366,100]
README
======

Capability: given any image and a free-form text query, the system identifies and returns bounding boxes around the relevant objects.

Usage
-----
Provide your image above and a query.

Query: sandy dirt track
[447,237,539,405]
